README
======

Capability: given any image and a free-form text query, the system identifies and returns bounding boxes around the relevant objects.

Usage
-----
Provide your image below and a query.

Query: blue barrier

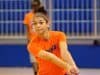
[0,44,100,68]
[0,45,31,67]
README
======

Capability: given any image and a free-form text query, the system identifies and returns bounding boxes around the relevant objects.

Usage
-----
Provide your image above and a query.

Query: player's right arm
[38,50,71,70]
[27,40,71,71]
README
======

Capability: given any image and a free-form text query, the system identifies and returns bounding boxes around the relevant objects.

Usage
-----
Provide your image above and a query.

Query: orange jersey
[23,11,35,40]
[28,31,67,75]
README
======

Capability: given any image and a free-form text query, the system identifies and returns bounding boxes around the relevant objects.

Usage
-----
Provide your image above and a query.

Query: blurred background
[0,0,100,75]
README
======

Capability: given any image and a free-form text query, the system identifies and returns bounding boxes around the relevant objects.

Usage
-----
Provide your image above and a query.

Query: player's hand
[65,64,73,75]
[66,65,79,75]
[65,62,79,75]
[70,66,79,75]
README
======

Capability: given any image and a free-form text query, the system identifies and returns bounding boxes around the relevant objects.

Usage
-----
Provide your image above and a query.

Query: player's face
[32,16,49,34]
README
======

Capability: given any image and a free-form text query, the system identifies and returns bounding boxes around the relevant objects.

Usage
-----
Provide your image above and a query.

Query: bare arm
[59,41,79,74]
[38,50,71,70]
[59,41,76,67]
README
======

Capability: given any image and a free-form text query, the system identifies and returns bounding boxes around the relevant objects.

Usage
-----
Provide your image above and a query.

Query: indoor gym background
[0,0,100,75]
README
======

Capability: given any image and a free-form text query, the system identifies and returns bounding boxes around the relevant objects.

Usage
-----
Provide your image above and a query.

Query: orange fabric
[23,11,35,40]
[28,31,67,75]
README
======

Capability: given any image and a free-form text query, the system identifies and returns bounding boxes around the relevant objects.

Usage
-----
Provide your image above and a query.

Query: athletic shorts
[29,54,36,63]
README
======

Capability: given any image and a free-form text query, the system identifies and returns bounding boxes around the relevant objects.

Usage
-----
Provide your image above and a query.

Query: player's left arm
[59,41,79,74]
[59,41,76,66]
[58,32,79,74]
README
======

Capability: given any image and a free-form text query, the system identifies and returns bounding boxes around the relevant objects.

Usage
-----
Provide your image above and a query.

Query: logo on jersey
[46,45,56,52]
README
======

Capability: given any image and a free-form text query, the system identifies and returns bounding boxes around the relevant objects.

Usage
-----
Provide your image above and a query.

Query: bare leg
[32,62,38,75]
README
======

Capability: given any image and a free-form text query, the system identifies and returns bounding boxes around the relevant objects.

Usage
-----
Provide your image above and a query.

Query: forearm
[38,50,70,70]
[60,42,76,67]
[63,50,76,66]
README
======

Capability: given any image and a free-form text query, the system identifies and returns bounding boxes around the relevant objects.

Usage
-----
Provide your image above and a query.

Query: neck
[39,30,50,40]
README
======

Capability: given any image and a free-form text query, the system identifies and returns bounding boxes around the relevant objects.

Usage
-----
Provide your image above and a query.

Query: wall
[0,44,100,68]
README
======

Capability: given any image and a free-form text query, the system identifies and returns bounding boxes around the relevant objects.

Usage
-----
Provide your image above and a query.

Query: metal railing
[0,0,100,40]
[50,0,100,40]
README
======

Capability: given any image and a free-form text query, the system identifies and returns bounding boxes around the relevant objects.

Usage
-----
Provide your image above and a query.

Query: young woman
[27,9,79,75]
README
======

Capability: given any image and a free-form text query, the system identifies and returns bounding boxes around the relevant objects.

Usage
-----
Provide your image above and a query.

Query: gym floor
[0,67,100,75]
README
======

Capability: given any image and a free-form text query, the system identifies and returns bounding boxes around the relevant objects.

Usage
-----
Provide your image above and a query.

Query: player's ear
[49,19,52,26]
[47,19,51,29]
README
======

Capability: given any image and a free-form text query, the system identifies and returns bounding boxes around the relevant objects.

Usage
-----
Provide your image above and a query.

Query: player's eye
[39,22,44,25]
[32,22,37,26]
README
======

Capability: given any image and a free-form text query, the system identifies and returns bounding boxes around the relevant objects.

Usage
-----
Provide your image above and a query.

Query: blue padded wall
[0,44,100,68]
